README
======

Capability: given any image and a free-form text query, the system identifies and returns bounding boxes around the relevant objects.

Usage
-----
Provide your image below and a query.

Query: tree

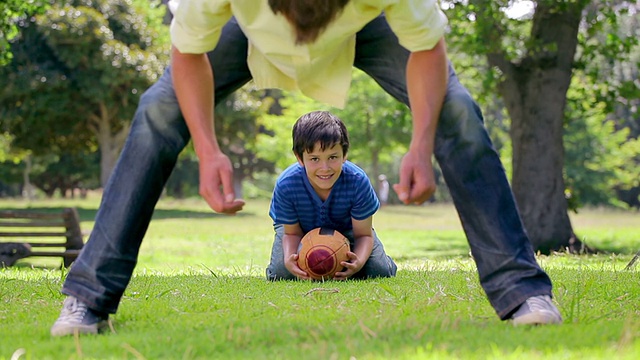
[0,0,170,188]
[445,0,639,252]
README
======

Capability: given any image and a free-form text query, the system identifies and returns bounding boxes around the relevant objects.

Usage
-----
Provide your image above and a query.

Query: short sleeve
[351,172,380,221]
[383,0,448,52]
[269,181,299,226]
[170,0,233,54]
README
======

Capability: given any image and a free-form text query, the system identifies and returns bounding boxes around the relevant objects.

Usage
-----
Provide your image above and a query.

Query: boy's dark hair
[292,111,349,159]
[268,0,350,45]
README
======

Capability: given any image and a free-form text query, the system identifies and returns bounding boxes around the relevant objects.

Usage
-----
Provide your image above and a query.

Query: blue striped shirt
[269,161,380,234]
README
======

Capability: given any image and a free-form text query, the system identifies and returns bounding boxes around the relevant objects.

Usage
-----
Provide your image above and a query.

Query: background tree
[579,2,640,208]
[445,0,639,252]
[563,82,640,209]
[0,0,48,194]
[0,0,170,189]
[210,87,276,198]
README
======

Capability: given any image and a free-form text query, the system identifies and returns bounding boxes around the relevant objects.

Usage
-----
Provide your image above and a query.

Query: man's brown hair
[269,0,350,45]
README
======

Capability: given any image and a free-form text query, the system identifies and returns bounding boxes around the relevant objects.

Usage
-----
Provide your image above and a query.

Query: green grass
[1,196,639,359]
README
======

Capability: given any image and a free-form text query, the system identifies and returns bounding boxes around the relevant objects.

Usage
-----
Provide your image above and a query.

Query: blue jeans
[62,16,553,320]
[266,225,397,280]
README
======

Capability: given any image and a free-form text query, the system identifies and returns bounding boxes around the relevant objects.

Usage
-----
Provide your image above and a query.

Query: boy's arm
[334,216,374,280]
[282,223,310,279]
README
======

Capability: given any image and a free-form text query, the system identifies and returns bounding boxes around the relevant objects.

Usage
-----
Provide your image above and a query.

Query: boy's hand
[284,253,311,280]
[334,251,363,280]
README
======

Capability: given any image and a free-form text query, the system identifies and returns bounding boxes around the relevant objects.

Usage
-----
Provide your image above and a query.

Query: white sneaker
[50,297,109,336]
[512,295,563,325]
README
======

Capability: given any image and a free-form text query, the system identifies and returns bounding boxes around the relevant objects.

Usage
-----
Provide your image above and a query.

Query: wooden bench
[0,208,85,267]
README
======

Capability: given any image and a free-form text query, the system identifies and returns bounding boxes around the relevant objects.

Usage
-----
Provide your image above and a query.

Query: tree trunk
[479,1,589,253]
[89,102,129,188]
[364,111,381,187]
[21,154,35,200]
[233,174,243,199]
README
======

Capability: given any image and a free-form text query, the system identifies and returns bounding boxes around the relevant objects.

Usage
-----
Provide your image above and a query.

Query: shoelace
[57,298,89,323]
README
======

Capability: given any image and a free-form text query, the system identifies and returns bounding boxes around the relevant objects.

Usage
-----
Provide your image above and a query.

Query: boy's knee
[265,265,295,281]
[355,256,397,279]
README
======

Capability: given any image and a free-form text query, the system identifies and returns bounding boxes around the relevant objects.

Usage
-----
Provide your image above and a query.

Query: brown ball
[297,227,350,280]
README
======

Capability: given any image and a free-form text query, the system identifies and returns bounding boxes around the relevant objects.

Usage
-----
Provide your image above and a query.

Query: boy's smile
[298,142,346,200]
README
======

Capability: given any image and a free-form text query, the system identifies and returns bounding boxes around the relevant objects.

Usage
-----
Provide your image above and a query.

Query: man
[51,0,561,336]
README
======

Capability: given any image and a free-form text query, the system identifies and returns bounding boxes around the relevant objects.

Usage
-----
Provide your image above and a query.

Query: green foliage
[257,93,328,173]
[0,0,170,195]
[577,1,640,137]
[332,70,412,171]
[564,77,640,209]
[33,0,169,114]
[445,0,532,63]
[215,86,276,179]
[0,0,48,65]
[167,86,277,198]
[0,132,25,163]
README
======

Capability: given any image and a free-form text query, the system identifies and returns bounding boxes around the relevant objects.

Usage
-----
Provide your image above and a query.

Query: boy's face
[297,142,346,198]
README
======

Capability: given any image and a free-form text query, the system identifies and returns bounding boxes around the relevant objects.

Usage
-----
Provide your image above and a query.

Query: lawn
[1,195,639,359]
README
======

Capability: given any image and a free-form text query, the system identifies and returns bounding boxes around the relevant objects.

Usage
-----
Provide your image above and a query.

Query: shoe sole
[50,320,109,337]
[512,311,563,325]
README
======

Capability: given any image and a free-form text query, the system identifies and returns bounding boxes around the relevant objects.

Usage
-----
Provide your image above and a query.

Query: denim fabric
[63,15,552,320]
[266,225,397,280]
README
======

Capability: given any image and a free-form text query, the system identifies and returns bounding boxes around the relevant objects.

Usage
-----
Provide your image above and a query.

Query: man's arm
[393,37,448,205]
[171,46,245,214]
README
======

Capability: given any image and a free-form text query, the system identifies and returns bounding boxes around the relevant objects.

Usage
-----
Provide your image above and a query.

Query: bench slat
[0,221,67,227]
[29,249,81,257]
[19,242,68,247]
[0,232,69,237]
[0,211,64,220]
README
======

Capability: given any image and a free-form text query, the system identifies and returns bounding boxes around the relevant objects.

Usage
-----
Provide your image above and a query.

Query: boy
[266,111,397,280]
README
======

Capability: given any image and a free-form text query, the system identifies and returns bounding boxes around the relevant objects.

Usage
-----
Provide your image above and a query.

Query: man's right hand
[199,151,245,214]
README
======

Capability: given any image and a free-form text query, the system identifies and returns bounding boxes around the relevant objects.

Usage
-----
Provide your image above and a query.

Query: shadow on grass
[0,206,254,223]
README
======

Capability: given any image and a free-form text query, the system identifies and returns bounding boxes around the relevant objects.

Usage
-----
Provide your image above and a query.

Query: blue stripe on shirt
[269,161,379,234]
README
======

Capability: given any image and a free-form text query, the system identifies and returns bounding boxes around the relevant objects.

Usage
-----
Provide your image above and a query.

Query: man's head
[269,0,350,45]
[292,111,349,160]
